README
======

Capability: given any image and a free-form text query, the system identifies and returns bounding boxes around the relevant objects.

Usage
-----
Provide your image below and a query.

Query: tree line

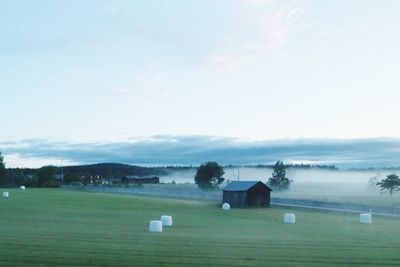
[0,153,169,187]
[2,151,399,194]
[194,160,292,191]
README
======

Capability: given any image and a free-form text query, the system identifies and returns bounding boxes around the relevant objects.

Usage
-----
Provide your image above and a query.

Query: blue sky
[1,0,400,167]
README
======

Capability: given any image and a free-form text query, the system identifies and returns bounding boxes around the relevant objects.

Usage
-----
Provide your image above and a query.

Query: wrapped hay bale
[284,213,295,224]
[20,186,26,190]
[149,220,163,232]
[2,192,9,198]
[160,215,173,226]
[360,213,372,224]
[222,203,230,211]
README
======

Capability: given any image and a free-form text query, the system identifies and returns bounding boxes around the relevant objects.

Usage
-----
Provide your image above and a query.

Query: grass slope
[0,188,399,267]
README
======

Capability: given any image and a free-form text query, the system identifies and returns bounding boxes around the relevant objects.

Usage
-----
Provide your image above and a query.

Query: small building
[222,181,272,208]
[80,175,104,185]
[121,176,160,184]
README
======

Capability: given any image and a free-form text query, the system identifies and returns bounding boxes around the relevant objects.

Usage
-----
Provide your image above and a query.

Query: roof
[222,181,272,192]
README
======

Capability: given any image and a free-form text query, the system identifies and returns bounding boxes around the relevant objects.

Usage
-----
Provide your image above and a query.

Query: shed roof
[222,181,272,192]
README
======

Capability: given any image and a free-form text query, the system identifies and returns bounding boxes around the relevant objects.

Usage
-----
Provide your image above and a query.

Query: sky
[1,0,400,167]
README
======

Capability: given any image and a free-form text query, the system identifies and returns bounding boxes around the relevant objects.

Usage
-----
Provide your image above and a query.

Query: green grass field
[1,189,400,267]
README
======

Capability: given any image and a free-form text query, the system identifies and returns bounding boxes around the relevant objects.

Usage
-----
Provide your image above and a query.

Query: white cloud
[263,4,304,49]
[5,153,77,168]
[206,1,305,71]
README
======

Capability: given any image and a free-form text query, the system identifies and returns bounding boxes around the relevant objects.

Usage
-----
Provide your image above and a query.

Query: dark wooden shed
[222,181,272,208]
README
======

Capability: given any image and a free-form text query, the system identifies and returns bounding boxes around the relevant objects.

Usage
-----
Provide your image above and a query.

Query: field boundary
[64,185,400,217]
[271,198,400,217]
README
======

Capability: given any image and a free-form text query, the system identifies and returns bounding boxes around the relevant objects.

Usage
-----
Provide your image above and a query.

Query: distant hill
[9,163,341,181]
[62,163,168,178]
[62,162,338,178]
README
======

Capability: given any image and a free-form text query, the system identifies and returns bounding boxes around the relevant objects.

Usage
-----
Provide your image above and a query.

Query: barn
[222,181,272,208]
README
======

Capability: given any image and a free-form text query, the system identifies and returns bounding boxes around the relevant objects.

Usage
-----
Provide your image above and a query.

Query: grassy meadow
[1,188,400,266]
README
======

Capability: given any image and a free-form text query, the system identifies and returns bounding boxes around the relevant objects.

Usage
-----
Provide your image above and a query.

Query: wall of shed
[223,191,247,208]
[246,183,271,207]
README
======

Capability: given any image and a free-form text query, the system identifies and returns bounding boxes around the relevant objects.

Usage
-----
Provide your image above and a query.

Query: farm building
[81,175,105,185]
[121,176,160,184]
[222,181,272,208]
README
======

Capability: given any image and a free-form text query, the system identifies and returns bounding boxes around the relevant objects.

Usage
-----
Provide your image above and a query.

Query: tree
[36,165,58,187]
[194,161,225,190]
[5,168,26,186]
[63,172,80,184]
[267,161,292,191]
[377,174,400,196]
[0,152,6,186]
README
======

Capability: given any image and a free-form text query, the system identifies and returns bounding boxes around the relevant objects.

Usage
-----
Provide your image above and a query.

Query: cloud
[207,0,305,71]
[2,136,400,168]
[263,4,304,49]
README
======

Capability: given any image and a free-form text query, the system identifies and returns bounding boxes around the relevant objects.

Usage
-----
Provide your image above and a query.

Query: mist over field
[160,167,392,184]
[160,167,396,198]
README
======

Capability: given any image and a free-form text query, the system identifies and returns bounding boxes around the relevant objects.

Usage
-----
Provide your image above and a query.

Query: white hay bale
[2,192,9,198]
[360,213,372,224]
[20,186,26,190]
[160,215,173,226]
[284,213,296,224]
[222,203,230,211]
[149,220,163,232]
